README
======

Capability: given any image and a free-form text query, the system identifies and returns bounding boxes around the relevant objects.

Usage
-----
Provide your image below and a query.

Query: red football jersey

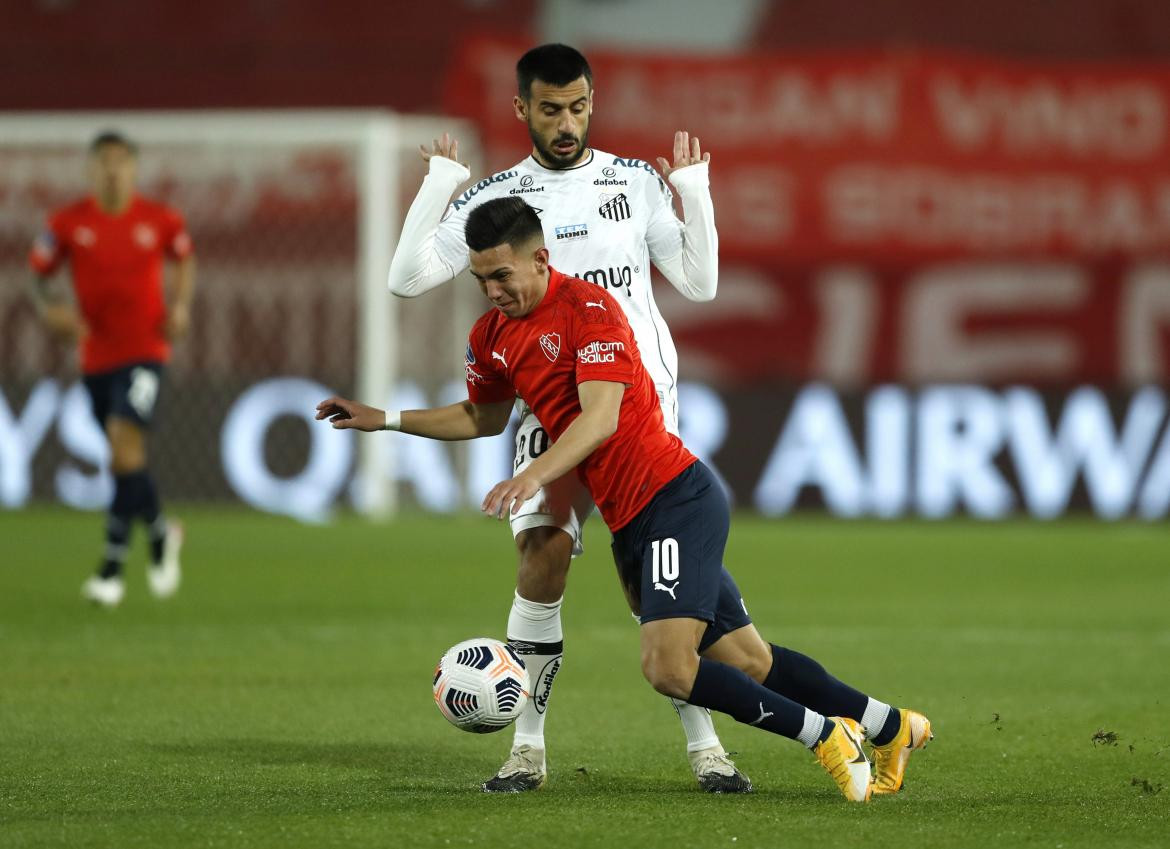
[28,195,193,374]
[466,267,696,531]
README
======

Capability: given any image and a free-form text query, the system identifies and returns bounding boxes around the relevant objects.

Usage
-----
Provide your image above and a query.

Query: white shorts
[507,394,679,556]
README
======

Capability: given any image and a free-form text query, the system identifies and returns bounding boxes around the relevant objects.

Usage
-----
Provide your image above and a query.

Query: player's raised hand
[315,396,386,432]
[418,132,463,166]
[481,474,541,520]
[656,130,710,180]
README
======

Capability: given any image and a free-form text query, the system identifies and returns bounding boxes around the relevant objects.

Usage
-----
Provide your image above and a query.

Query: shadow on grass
[148,738,838,801]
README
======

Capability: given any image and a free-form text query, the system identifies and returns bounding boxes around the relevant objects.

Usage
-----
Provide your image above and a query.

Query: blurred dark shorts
[83,361,165,429]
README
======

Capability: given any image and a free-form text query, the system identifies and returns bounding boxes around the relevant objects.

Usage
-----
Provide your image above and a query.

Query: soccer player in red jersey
[29,131,195,608]
[317,197,933,800]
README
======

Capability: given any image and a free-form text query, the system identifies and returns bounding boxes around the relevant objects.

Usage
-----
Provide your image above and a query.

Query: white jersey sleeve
[644,160,718,302]
[387,156,471,297]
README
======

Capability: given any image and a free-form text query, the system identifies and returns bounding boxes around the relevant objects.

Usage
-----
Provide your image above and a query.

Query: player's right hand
[419,132,462,165]
[315,396,386,432]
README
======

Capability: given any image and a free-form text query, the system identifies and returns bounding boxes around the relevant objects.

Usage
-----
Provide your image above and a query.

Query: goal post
[0,110,483,519]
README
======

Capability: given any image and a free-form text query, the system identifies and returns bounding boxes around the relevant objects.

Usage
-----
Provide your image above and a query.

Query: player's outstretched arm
[481,380,624,519]
[316,395,512,440]
[387,132,473,298]
[649,130,718,303]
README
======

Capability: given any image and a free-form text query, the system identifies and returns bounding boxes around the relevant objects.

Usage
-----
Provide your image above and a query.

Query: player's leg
[80,371,126,606]
[703,582,932,794]
[700,581,893,730]
[111,364,181,598]
[482,414,575,792]
[614,563,748,792]
[618,461,870,801]
[655,399,749,790]
[639,617,871,801]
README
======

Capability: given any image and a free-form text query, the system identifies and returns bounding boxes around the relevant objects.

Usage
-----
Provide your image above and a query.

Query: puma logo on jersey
[585,301,606,311]
[653,580,679,600]
[492,349,509,369]
[748,702,774,726]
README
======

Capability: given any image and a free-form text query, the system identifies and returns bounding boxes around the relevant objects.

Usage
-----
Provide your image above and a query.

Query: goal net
[0,110,493,520]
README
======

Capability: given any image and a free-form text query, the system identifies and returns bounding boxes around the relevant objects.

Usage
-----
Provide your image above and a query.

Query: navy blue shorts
[611,460,752,652]
[83,362,165,429]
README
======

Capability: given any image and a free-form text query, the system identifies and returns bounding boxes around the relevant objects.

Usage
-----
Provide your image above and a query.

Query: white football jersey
[432,149,688,427]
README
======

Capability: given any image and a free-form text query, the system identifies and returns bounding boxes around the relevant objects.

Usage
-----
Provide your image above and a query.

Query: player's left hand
[166,303,191,341]
[656,130,709,180]
[481,474,540,520]
[418,132,465,167]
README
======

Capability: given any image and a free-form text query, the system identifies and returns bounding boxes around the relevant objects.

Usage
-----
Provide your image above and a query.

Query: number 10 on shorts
[651,538,679,583]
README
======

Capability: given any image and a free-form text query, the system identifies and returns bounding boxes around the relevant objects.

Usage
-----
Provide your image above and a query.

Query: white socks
[861,697,893,740]
[797,700,891,750]
[797,709,827,749]
[507,592,564,750]
[671,698,721,752]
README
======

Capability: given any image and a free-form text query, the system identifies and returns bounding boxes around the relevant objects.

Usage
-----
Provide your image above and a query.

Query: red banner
[444,42,1170,386]
[446,41,1170,263]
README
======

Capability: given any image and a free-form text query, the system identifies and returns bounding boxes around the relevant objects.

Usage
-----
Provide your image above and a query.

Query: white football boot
[689,745,753,793]
[82,575,125,608]
[482,744,546,792]
[148,520,183,599]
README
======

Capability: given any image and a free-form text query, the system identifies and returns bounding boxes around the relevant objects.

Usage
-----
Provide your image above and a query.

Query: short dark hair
[89,130,138,156]
[516,43,592,99]
[465,197,544,253]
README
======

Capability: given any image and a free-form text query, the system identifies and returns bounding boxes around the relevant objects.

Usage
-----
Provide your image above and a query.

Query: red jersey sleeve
[162,206,194,259]
[465,322,514,405]
[28,212,67,275]
[571,299,639,386]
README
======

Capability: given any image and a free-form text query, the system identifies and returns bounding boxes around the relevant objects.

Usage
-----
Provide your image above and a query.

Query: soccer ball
[432,637,530,733]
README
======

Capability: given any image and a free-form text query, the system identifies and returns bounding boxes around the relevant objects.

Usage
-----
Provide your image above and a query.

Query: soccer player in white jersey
[387,43,745,793]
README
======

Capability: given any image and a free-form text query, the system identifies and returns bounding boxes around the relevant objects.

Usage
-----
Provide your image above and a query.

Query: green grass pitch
[2,507,1168,848]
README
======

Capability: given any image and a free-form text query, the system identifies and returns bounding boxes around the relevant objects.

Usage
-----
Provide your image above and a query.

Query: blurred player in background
[387,44,740,793]
[28,131,193,608]
[319,197,933,802]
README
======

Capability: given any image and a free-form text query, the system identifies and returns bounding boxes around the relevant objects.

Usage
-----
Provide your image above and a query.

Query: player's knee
[741,648,772,684]
[106,420,147,474]
[640,646,698,700]
[109,444,146,475]
[731,636,774,683]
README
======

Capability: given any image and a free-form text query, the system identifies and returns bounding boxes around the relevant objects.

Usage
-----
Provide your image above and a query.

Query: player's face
[88,143,137,209]
[469,241,551,318]
[514,76,593,169]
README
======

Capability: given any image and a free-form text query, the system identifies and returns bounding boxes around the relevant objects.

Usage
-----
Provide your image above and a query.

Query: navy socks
[763,644,869,720]
[99,470,166,577]
[688,657,810,741]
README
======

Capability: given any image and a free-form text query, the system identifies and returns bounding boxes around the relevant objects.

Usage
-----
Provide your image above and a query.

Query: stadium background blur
[2,4,1169,848]
[4,0,1170,521]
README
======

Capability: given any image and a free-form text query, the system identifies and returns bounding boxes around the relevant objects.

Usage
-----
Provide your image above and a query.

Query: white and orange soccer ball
[432,638,530,733]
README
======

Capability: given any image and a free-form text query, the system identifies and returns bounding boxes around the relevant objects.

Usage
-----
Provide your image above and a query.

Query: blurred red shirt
[29,195,193,374]
[465,267,696,531]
